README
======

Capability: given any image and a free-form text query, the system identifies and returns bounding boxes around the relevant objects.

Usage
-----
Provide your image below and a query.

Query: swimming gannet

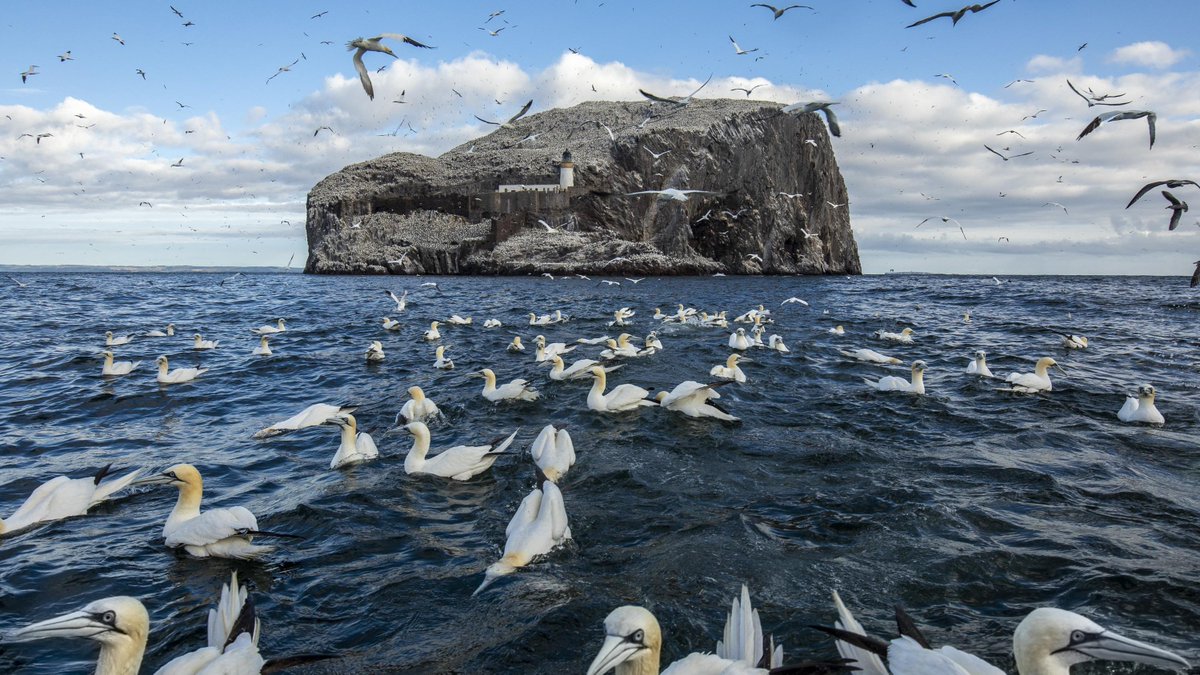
[710,354,749,383]
[423,321,442,341]
[966,350,993,377]
[386,289,408,312]
[767,334,790,353]
[401,421,518,480]
[586,585,786,675]
[608,307,636,327]
[144,323,175,337]
[529,312,554,326]
[382,317,402,331]
[135,464,280,559]
[508,336,526,353]
[599,334,648,359]
[530,424,575,482]
[7,572,264,675]
[398,385,441,422]
[103,331,133,347]
[1062,334,1089,349]
[829,325,845,335]
[728,328,754,350]
[576,335,612,345]
[644,331,664,350]
[253,336,273,356]
[252,318,286,334]
[875,327,915,344]
[1118,384,1165,425]
[473,368,541,402]
[366,340,385,361]
[475,477,571,595]
[817,594,1190,675]
[839,348,901,364]
[655,381,739,422]
[447,314,473,325]
[254,403,356,437]
[155,355,207,384]
[434,344,454,369]
[1003,356,1061,393]
[587,366,655,413]
[1,464,143,536]
[864,360,926,394]
[193,333,219,350]
[101,350,141,376]
[484,318,503,328]
[542,354,622,381]
[534,335,576,362]
[325,413,380,469]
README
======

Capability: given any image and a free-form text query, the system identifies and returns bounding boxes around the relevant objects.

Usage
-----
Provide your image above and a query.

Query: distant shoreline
[0,265,301,274]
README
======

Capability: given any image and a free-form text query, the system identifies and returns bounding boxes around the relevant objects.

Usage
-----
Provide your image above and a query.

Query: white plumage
[475,479,571,595]
[530,424,575,481]
[475,368,540,402]
[327,413,379,469]
[1117,384,1165,424]
[1,465,143,536]
[586,367,656,412]
[864,360,926,394]
[656,381,739,422]
[101,350,141,376]
[398,386,441,422]
[155,355,208,384]
[402,421,518,480]
[137,464,276,559]
[254,403,356,438]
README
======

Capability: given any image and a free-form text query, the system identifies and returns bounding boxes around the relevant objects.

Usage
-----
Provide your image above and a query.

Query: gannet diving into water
[252,318,286,335]
[1118,384,1165,425]
[325,413,379,469]
[366,340,385,361]
[473,368,541,402]
[530,424,575,482]
[253,336,273,356]
[155,355,207,384]
[398,385,441,422]
[144,323,175,337]
[401,421,518,480]
[254,403,356,437]
[104,331,133,346]
[710,353,749,383]
[101,350,140,376]
[1002,357,1061,393]
[864,360,926,394]
[1,464,143,536]
[475,476,571,595]
[656,381,739,422]
[135,464,285,559]
[193,333,218,350]
[966,350,993,377]
[587,366,656,412]
[839,348,901,365]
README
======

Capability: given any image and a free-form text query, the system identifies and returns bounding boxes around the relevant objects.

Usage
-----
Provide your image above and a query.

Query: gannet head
[540,354,564,368]
[1035,357,1061,376]
[408,385,425,401]
[534,334,547,344]
[436,345,446,358]
[134,463,202,491]
[586,606,663,675]
[511,336,524,347]
[911,360,927,374]
[589,366,607,385]
[155,355,168,370]
[429,321,440,329]
[382,317,392,324]
[726,353,742,367]
[102,350,114,362]
[166,323,174,334]
[1138,384,1157,401]
[6,596,150,663]
[653,391,668,403]
[474,560,517,596]
[402,421,431,444]
[901,328,914,336]
[471,368,497,387]
[736,327,746,336]
[260,336,270,346]
[1014,607,1190,674]
[325,413,355,428]
[277,318,286,328]
[974,350,987,360]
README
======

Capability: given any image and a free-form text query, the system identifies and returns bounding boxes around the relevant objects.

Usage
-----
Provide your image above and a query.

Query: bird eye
[167,471,177,479]
[1071,630,1086,643]
[101,611,116,625]
[630,629,644,643]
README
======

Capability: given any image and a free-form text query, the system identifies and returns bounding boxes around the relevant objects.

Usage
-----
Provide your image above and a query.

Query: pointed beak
[324,416,349,427]
[6,610,108,643]
[1057,630,1191,670]
[131,472,174,486]
[586,634,643,675]
[1055,364,1068,374]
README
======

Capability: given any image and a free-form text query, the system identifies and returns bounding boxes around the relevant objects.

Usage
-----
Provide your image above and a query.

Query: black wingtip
[894,605,930,649]
[808,625,889,657]
[223,593,257,651]
[769,659,860,674]
[93,463,114,485]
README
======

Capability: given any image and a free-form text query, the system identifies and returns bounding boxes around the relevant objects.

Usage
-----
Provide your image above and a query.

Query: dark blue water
[0,273,1197,673]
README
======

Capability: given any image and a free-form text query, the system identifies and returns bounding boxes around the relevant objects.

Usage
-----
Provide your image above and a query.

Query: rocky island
[303,98,861,276]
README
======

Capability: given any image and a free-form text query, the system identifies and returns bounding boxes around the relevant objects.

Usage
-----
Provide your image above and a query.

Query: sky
[2,0,1198,275]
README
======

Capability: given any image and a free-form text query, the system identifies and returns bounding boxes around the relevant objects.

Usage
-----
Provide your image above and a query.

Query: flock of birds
[1,277,1190,674]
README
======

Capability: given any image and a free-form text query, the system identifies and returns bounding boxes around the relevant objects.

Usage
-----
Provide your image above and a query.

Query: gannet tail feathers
[91,467,146,504]
[222,592,259,651]
[717,584,777,667]
[487,428,522,455]
[830,591,889,675]
[210,571,256,649]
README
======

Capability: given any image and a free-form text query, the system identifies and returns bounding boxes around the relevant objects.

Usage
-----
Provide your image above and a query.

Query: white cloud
[1026,55,1082,74]
[1108,41,1190,69]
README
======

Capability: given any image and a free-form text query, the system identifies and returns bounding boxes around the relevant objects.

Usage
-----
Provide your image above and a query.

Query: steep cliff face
[304,98,860,275]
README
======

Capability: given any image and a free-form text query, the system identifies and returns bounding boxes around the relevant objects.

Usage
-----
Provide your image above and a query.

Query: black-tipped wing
[639,89,677,104]
[809,624,890,657]
[375,33,434,49]
[906,9,954,27]
[506,99,533,124]
[821,107,841,137]
[893,606,931,649]
[1066,78,1092,106]
[1076,114,1104,141]
[473,114,501,126]
[1162,190,1182,208]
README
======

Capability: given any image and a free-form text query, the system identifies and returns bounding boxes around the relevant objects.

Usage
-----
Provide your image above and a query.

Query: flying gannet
[1002,357,1061,393]
[366,340,385,361]
[751,3,814,20]
[906,0,1001,28]
[781,100,841,137]
[475,476,571,595]
[966,350,993,377]
[347,34,434,100]
[155,355,207,384]
[839,348,901,364]
[710,354,749,383]
[104,331,133,346]
[254,403,356,438]
[325,413,379,469]
[144,323,175,337]
[864,360,926,394]
[1077,110,1157,149]
[401,421,518,480]
[625,188,721,202]
[1,464,143,537]
[1118,384,1165,425]
[253,336,273,356]
[101,350,141,376]
[252,318,286,335]
[135,464,283,559]
[586,366,655,413]
[193,333,218,350]
[656,381,739,422]
[386,289,408,312]
[530,425,575,482]
[474,99,533,129]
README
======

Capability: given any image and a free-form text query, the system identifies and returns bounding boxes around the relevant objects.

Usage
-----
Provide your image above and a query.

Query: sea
[0,272,1196,673]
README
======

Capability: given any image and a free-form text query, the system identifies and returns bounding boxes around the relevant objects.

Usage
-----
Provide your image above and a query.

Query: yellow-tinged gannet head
[586,606,663,675]
[1014,607,1190,674]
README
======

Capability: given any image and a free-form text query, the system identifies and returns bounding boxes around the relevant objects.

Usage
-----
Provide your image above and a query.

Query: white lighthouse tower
[558,149,574,189]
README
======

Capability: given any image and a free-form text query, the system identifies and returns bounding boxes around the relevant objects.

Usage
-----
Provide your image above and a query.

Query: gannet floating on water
[817,592,1190,675]
[434,344,454,369]
[656,381,739,422]
[325,413,379,469]
[253,336,273,356]
[193,333,218,350]
[710,353,749,383]
[101,350,141,376]
[530,424,575,482]
[252,318,286,335]
[829,325,845,335]
[401,421,518,480]
[587,366,655,412]
[447,314,472,325]
[254,403,356,437]
[644,331,664,351]
[473,368,540,402]
[1002,357,1061,393]
[155,355,207,384]
[586,585,790,675]
[475,476,571,595]
[1,464,142,536]
[7,571,265,675]
[534,335,576,361]
[508,336,526,353]
[1118,384,1165,425]
[543,354,622,381]
[484,318,503,328]
[104,331,133,346]
[729,328,754,350]
[366,340,385,361]
[144,323,175,337]
[135,464,282,559]
[529,312,555,326]
[966,350,993,377]
[382,317,402,331]
[864,360,926,394]
[767,334,790,353]
[424,321,442,341]
[577,335,612,345]
[599,334,651,359]
[875,327,915,344]
[839,348,901,365]
[1062,334,1088,349]
[398,385,441,422]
